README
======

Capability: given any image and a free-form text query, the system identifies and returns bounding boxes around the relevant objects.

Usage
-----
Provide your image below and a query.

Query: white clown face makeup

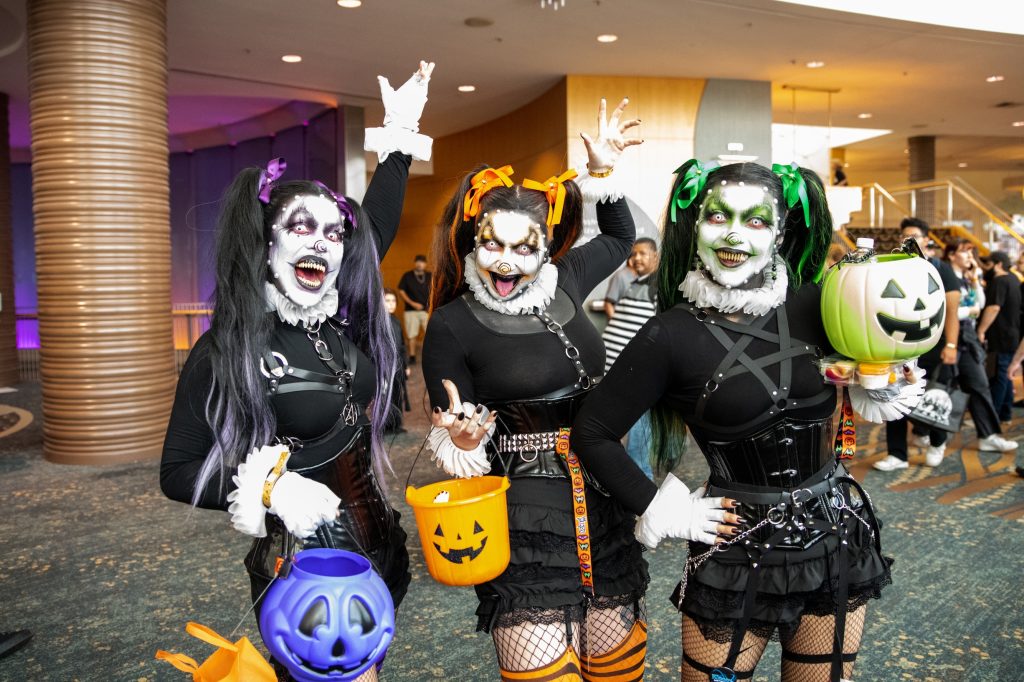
[474,211,548,300]
[268,193,345,308]
[695,183,780,289]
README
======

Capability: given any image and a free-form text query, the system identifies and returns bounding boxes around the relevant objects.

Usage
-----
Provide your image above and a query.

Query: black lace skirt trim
[676,514,892,642]
[474,478,649,633]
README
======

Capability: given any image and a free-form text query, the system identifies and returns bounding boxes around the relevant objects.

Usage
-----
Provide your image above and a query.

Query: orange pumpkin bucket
[405,476,511,586]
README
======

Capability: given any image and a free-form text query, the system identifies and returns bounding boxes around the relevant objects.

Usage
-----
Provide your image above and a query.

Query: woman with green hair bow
[573,161,895,681]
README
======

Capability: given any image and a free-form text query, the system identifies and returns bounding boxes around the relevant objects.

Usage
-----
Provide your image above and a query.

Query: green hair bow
[771,162,811,227]
[670,160,718,222]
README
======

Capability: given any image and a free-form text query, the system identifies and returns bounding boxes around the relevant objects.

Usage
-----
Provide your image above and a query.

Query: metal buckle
[520,448,540,463]
[791,488,815,506]
[767,507,786,526]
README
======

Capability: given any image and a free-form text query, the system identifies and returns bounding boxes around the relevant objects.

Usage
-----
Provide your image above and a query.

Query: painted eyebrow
[741,203,775,222]
[703,198,734,218]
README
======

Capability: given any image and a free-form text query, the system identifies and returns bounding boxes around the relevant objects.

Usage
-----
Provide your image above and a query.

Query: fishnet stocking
[779,606,866,681]
[493,612,581,672]
[681,615,769,682]
[581,600,645,657]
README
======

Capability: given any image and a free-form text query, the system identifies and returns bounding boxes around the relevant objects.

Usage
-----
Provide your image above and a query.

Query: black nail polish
[457,414,465,421]
[433,407,441,414]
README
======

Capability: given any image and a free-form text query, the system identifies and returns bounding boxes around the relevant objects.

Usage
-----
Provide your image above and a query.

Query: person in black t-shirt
[383,288,410,433]
[978,251,1022,422]
[398,254,432,364]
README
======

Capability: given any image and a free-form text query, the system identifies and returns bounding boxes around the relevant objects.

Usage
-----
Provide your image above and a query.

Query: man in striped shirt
[602,237,659,476]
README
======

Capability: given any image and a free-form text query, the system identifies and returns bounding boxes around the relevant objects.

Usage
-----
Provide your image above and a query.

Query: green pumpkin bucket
[821,252,945,363]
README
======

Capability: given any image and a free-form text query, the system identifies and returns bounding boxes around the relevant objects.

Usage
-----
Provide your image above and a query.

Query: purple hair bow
[314,181,357,229]
[257,157,287,203]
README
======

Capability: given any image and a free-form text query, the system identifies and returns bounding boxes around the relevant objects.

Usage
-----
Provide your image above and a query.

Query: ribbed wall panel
[0,93,16,386]
[27,0,175,463]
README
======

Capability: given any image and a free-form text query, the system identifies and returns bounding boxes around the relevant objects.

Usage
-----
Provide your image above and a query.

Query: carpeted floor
[1,371,1022,681]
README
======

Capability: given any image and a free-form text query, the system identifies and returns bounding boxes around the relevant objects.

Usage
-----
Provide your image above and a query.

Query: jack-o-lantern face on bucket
[259,549,395,682]
[821,254,946,362]
[433,520,488,564]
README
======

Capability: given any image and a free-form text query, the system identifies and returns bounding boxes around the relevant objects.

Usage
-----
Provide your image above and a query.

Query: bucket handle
[404,422,513,492]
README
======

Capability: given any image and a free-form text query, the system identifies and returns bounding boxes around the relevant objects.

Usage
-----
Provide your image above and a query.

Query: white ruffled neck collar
[679,255,788,316]
[264,282,340,327]
[463,253,558,315]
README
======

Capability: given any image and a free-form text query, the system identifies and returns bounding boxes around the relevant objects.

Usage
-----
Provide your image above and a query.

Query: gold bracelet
[587,165,613,178]
[262,449,291,508]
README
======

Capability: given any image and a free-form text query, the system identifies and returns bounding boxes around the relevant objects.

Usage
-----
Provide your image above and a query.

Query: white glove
[427,424,492,479]
[848,364,927,423]
[578,97,642,174]
[365,61,434,162]
[267,472,341,539]
[227,444,289,538]
[226,444,340,539]
[379,63,432,132]
[635,474,730,549]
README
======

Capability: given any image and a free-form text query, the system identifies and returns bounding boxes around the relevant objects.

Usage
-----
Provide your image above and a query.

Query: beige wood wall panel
[0,92,17,385]
[382,81,569,290]
[28,0,176,464]
[566,75,705,229]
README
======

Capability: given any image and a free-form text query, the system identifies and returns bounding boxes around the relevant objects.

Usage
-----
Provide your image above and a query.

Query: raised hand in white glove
[634,474,739,549]
[267,471,341,539]
[379,60,434,133]
[579,97,642,175]
[427,379,497,478]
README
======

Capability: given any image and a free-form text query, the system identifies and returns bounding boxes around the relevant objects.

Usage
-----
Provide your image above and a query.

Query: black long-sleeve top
[160,153,412,509]
[571,285,835,515]
[422,199,635,408]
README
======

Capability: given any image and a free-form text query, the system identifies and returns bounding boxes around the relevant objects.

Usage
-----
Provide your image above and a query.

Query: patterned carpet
[1,374,1022,681]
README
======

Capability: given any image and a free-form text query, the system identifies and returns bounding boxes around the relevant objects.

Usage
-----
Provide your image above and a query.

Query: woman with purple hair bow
[160,61,434,681]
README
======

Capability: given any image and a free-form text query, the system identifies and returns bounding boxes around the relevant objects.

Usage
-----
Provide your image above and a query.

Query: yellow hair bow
[463,165,515,221]
[523,169,578,227]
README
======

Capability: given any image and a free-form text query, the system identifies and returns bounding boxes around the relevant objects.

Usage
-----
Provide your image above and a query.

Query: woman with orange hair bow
[421,99,647,680]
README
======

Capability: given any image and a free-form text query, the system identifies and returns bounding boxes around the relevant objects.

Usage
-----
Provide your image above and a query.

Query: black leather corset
[293,429,392,550]
[693,417,834,489]
[486,390,591,481]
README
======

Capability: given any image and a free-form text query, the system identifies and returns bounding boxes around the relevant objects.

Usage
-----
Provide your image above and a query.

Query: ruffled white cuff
[426,424,492,479]
[574,166,627,204]
[225,445,288,538]
[848,367,927,423]
[365,126,433,163]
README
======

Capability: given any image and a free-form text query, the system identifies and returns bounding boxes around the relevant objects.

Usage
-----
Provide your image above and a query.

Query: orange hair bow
[523,169,579,227]
[463,165,515,221]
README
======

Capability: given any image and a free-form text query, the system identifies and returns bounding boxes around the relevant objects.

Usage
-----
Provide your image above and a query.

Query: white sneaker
[978,434,1019,452]
[912,435,930,448]
[924,444,945,467]
[873,455,909,471]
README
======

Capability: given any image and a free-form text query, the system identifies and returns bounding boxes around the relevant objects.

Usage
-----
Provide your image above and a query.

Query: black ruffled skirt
[475,477,649,632]
[676,513,892,642]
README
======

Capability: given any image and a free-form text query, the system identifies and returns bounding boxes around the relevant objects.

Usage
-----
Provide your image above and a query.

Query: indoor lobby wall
[382,80,570,291]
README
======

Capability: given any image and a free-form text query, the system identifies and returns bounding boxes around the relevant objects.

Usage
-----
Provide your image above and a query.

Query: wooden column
[0,92,16,386]
[27,0,175,463]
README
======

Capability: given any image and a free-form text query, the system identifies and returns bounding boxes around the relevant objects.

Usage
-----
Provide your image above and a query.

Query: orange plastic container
[405,476,511,586]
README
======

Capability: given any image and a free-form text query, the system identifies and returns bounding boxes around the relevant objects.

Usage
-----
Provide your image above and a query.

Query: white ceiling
[1,0,1022,172]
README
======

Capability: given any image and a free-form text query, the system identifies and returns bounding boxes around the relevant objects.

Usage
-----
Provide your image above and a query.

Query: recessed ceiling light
[458,85,476,93]
[281,54,302,63]
[597,34,618,43]
[337,0,362,7]
[806,60,825,68]
[857,113,872,119]
[986,75,1004,82]
[1013,121,1024,127]
[958,162,968,168]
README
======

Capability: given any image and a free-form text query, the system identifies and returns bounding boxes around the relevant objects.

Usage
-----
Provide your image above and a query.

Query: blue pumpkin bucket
[258,549,395,682]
